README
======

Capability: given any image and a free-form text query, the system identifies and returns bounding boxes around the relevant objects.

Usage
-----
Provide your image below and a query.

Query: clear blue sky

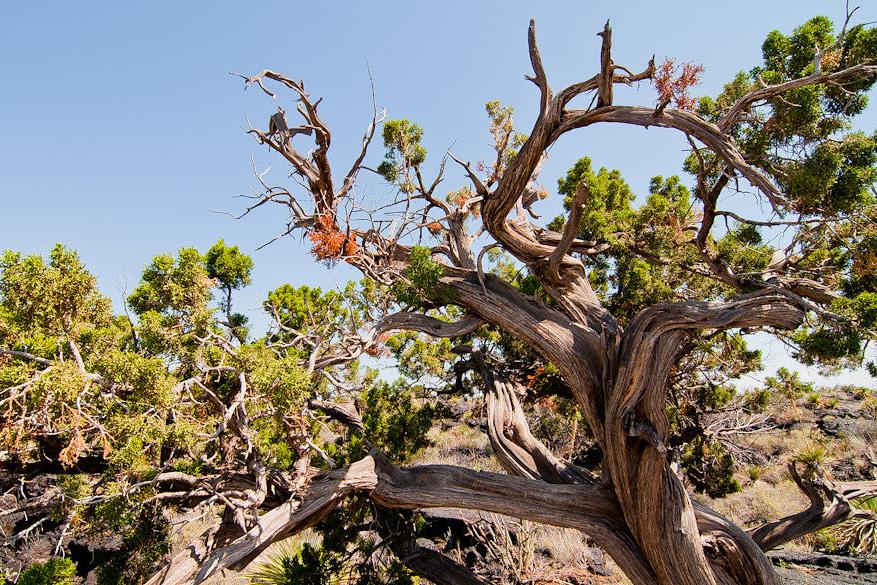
[1,1,873,385]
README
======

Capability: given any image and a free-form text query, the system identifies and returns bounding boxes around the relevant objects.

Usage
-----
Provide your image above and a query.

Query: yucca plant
[832,498,877,556]
[822,397,840,409]
[249,533,328,585]
[746,465,764,483]
[794,444,829,466]
[249,540,300,585]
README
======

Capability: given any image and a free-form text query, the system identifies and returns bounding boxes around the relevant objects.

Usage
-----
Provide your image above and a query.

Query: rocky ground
[776,551,877,584]
[412,385,877,584]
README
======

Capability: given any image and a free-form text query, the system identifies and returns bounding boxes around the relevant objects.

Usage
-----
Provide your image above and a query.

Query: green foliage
[794,444,829,465]
[240,342,312,412]
[266,284,345,338]
[764,367,815,401]
[830,497,877,556]
[715,223,773,274]
[377,119,426,190]
[253,506,420,585]
[551,161,704,322]
[665,334,765,496]
[384,330,455,381]
[391,246,446,307]
[333,380,435,465]
[128,247,212,318]
[745,388,772,411]
[746,465,764,482]
[0,244,111,339]
[783,131,877,215]
[844,217,877,296]
[762,17,834,77]
[848,292,877,329]
[94,504,170,585]
[484,100,527,184]
[635,176,694,252]
[17,558,76,585]
[250,541,340,585]
[793,326,862,368]
[92,349,174,406]
[708,16,877,215]
[0,242,344,581]
[527,394,593,465]
[553,157,634,245]
[524,362,564,399]
[205,239,253,291]
[698,383,734,411]
[128,247,215,357]
[28,361,88,407]
[680,437,741,498]
[205,240,253,341]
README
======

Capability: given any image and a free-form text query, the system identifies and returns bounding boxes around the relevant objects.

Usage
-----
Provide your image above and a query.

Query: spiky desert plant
[249,534,328,585]
[832,498,877,556]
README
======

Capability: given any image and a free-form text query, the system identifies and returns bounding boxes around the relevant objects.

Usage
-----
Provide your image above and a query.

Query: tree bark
[146,455,659,585]
[474,355,595,485]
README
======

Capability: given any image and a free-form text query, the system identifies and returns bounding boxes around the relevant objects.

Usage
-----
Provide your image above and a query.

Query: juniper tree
[201,12,877,585]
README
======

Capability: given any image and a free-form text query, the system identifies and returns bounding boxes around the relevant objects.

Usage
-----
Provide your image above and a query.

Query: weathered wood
[748,462,871,552]
[225,16,877,585]
[474,355,595,485]
[145,458,378,585]
[309,399,365,431]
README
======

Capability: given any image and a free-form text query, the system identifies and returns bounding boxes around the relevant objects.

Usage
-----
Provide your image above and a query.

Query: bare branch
[526,19,551,112]
[473,354,596,485]
[371,311,485,340]
[556,106,787,211]
[748,462,858,551]
[448,151,489,197]
[547,179,589,282]
[596,20,614,108]
[719,63,877,131]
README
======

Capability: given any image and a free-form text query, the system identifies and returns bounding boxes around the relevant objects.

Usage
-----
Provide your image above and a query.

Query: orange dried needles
[654,58,705,111]
[307,214,359,263]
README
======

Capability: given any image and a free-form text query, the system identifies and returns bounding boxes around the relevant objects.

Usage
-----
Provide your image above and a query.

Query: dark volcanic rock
[771,551,877,584]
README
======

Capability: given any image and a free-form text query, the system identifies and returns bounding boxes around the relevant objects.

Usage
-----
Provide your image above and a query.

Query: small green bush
[18,558,76,585]
[746,465,764,483]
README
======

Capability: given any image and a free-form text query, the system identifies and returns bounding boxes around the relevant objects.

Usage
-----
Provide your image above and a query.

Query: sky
[0,1,874,387]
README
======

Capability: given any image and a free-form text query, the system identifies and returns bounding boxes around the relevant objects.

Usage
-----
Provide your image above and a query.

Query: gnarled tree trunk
[141,13,877,585]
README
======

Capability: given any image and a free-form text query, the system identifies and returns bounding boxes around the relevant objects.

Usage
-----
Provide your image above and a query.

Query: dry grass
[534,527,592,567]
[471,514,538,582]
[707,478,808,530]
[411,423,504,472]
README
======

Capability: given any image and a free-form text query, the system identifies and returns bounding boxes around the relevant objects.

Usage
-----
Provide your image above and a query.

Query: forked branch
[748,462,877,552]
